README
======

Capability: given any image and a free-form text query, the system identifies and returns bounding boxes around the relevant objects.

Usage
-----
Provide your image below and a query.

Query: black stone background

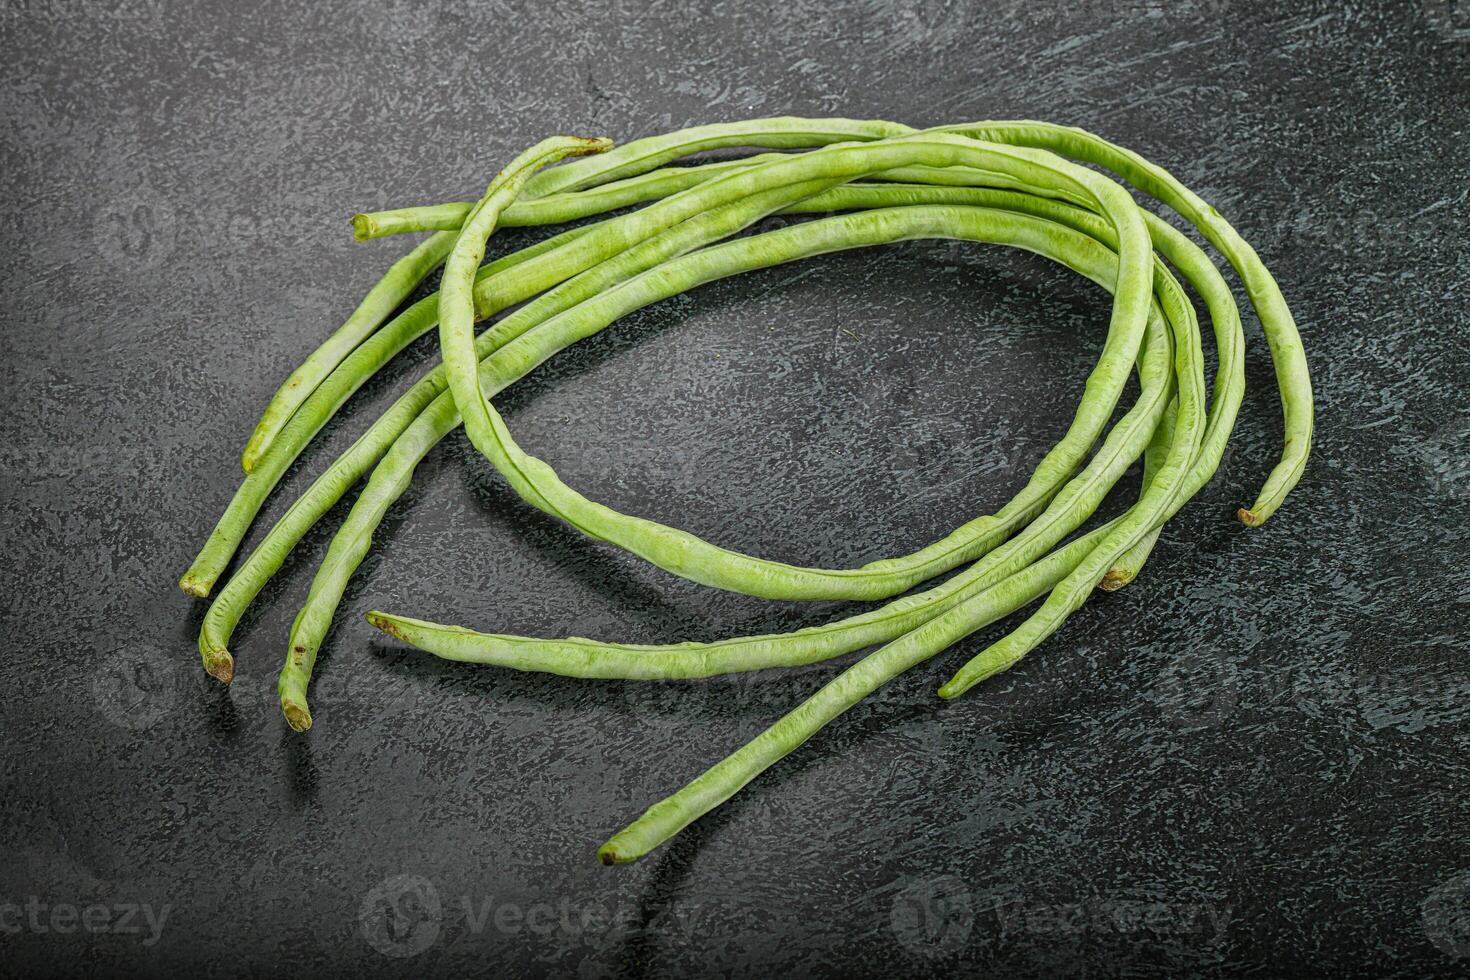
[2,0,1468,976]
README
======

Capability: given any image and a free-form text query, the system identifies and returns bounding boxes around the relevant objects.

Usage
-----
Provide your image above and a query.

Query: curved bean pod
[239,230,456,474]
[438,133,1156,600]
[181,118,1305,870]
[300,199,1179,725]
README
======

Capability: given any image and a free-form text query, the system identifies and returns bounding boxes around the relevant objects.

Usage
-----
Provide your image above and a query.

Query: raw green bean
[291,200,1179,725]
[239,231,457,473]
[593,159,1258,860]
[521,117,912,196]
[438,134,1157,600]
[372,188,1244,687]
[355,154,793,240]
[370,522,1112,679]
[1101,400,1174,590]
[183,120,1300,871]
[179,220,611,600]
[593,185,1214,863]
[423,116,1305,523]
[355,154,1077,241]
[192,218,636,673]
[933,120,1309,525]
[590,517,1118,864]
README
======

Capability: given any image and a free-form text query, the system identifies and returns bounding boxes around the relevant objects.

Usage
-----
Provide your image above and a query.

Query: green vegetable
[238,231,456,475]
[180,117,1307,866]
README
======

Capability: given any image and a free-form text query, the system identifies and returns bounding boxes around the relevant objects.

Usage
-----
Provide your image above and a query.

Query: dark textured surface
[2,0,1468,976]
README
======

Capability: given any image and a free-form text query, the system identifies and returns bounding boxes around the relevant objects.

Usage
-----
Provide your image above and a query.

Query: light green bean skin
[190,185,1161,700]
[354,153,795,239]
[374,523,1109,679]
[302,201,1180,725]
[588,167,1253,862]
[240,230,456,473]
[593,188,1212,864]
[936,281,1209,696]
[202,181,1224,715]
[591,523,1112,864]
[439,135,614,488]
[390,116,1307,523]
[188,181,1090,606]
[210,124,1252,705]
[192,221,629,678]
[179,222,609,603]
[203,171,905,678]
[1102,401,1174,590]
[216,148,1126,619]
[521,117,913,196]
[585,139,1263,861]
[438,133,1158,601]
[178,117,1301,869]
[354,155,1078,240]
[932,120,1308,525]
[359,198,1206,680]
[373,200,1244,686]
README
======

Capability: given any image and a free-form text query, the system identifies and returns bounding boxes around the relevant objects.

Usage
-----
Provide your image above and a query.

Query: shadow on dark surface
[5,1,1469,976]
[282,728,320,804]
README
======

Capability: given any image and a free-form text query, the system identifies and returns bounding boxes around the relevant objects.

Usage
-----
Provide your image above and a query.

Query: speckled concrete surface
[2,0,1468,976]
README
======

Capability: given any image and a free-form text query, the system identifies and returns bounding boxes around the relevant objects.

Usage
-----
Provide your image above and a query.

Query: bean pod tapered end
[179,573,211,598]
[282,700,312,733]
[595,842,634,866]
[567,135,615,156]
[1237,507,1265,527]
[350,213,377,242]
[202,649,234,685]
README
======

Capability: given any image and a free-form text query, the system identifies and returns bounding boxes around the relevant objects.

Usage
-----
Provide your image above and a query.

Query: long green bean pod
[180,117,1306,868]
[436,134,1156,600]
[298,202,1177,722]
[392,116,1307,523]
[238,231,457,474]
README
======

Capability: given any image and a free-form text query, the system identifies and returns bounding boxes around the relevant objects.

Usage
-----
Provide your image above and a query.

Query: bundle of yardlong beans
[181,117,1311,864]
